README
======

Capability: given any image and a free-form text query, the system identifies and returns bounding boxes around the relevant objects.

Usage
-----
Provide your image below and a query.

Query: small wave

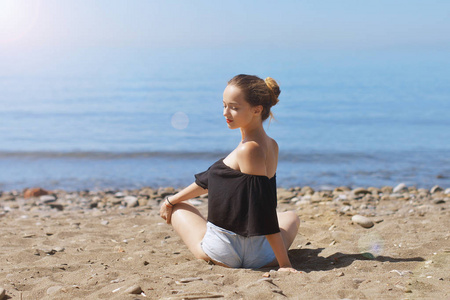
[278,152,378,163]
[0,151,228,160]
[0,150,447,165]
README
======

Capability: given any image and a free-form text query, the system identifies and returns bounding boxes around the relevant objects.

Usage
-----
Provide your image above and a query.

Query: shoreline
[1,184,449,299]
[3,182,450,195]
[1,184,449,221]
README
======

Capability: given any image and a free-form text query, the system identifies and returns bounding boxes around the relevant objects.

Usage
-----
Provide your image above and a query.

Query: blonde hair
[227,74,280,121]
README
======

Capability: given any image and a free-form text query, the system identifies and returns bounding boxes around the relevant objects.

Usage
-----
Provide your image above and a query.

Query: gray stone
[42,248,57,255]
[124,284,142,294]
[389,193,404,200]
[430,185,443,194]
[301,186,314,195]
[311,192,323,203]
[368,187,381,195]
[335,194,348,201]
[47,286,63,295]
[295,199,310,206]
[124,196,138,207]
[395,284,412,293]
[351,215,374,228]
[49,203,64,211]
[139,187,155,196]
[381,186,393,194]
[445,188,450,195]
[40,195,57,203]
[290,197,300,203]
[393,183,408,193]
[352,188,371,196]
[340,206,352,214]
[138,198,149,206]
[301,195,311,201]
[114,192,125,198]
[176,277,203,284]
[109,198,122,205]
[433,199,445,205]
[277,189,296,202]
[334,186,351,193]
[1,195,15,201]
[158,187,175,198]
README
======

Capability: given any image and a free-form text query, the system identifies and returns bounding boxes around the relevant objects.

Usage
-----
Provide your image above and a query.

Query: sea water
[0,48,449,191]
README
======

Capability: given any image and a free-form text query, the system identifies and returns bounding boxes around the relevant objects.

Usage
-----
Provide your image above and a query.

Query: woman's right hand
[159,200,174,224]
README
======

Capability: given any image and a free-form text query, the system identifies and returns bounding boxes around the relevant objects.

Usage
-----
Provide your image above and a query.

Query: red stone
[24,188,49,198]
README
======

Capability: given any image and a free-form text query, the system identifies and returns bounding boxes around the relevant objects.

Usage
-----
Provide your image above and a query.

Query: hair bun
[264,77,280,107]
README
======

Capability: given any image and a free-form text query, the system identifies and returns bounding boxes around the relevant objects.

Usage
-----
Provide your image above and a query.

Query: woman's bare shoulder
[266,136,279,156]
[236,141,267,176]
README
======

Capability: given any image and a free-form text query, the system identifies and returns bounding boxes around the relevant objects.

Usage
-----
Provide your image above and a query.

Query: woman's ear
[253,105,263,116]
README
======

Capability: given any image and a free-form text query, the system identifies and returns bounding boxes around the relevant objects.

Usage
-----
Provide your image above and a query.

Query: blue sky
[1,0,449,52]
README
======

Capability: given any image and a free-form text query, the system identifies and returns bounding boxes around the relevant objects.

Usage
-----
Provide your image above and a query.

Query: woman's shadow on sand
[285,248,425,272]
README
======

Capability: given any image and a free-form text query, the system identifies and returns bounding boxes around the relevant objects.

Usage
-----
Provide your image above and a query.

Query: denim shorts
[201,221,276,269]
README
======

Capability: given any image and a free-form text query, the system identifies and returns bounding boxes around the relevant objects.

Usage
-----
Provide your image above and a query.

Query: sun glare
[0,0,41,43]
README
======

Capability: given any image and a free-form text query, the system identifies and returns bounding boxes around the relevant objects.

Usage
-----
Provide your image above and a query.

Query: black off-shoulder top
[195,158,280,237]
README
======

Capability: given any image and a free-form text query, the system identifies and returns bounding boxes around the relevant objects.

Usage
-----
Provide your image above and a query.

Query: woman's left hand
[159,202,173,224]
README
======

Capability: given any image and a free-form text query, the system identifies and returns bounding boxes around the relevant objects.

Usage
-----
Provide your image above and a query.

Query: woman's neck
[240,121,266,142]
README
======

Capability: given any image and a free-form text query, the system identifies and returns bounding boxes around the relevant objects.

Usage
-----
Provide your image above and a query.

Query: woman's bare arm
[167,182,207,205]
[265,233,297,272]
[160,182,207,224]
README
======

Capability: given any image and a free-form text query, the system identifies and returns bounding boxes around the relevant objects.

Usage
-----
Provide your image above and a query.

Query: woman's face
[222,84,260,129]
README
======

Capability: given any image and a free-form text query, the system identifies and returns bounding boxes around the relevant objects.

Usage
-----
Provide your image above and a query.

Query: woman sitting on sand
[160,74,300,272]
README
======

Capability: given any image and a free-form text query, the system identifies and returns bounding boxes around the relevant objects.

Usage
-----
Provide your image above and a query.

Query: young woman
[160,74,300,272]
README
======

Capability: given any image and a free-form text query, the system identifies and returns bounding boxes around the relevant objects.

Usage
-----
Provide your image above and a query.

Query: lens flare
[357,232,384,258]
[0,0,42,43]
[171,112,189,130]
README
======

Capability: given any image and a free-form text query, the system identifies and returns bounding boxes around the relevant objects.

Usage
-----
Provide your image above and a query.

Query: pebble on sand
[24,187,49,198]
[433,199,445,205]
[54,246,65,252]
[40,195,57,203]
[0,287,6,300]
[351,215,374,228]
[351,187,371,196]
[393,183,408,193]
[124,284,142,294]
[430,185,443,193]
[124,196,138,207]
[176,277,203,284]
[395,284,412,293]
[47,286,63,295]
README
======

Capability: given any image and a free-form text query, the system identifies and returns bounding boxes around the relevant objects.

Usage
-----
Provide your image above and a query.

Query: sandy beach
[0,185,449,299]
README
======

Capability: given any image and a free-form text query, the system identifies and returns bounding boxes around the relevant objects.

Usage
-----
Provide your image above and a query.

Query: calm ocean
[1,48,449,191]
